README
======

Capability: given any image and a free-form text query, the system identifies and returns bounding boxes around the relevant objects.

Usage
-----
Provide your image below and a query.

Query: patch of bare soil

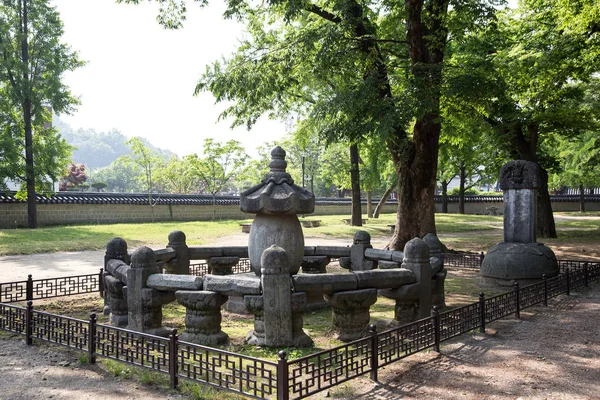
[0,335,187,400]
[324,286,600,400]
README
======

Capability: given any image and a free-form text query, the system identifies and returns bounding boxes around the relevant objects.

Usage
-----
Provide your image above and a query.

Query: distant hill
[54,117,176,170]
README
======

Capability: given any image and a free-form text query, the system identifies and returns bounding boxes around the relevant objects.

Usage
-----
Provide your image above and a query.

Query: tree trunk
[350,143,362,226]
[536,167,557,238]
[373,180,397,218]
[441,181,448,213]
[388,114,440,250]
[366,191,373,218]
[579,184,585,213]
[21,0,36,229]
[458,165,466,214]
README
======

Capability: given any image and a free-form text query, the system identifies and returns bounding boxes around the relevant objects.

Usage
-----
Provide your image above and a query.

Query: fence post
[98,268,105,298]
[88,313,97,364]
[26,300,33,345]
[169,328,179,389]
[432,305,441,352]
[369,324,379,382]
[479,292,486,333]
[584,262,589,287]
[26,275,33,301]
[566,268,571,296]
[543,274,548,306]
[277,351,289,400]
[513,282,520,319]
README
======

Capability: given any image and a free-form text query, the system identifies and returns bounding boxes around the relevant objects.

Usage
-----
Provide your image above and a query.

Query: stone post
[325,289,377,342]
[175,290,228,345]
[104,238,129,315]
[423,233,447,309]
[290,292,313,347]
[244,295,265,345]
[350,231,376,271]
[127,246,174,337]
[379,283,419,324]
[245,292,312,347]
[301,256,330,311]
[165,231,190,275]
[402,238,432,320]
[260,245,293,347]
[104,274,128,327]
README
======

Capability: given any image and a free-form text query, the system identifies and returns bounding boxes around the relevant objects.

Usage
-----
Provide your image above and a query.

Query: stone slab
[354,269,416,289]
[203,273,261,296]
[146,274,204,291]
[292,273,358,294]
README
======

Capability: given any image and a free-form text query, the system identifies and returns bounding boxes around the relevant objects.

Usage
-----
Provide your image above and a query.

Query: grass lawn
[0,213,504,256]
[1,211,599,257]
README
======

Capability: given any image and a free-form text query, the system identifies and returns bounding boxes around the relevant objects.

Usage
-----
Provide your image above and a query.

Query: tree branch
[306,4,342,23]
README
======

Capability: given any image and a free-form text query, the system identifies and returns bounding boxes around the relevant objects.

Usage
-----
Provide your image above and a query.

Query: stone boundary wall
[0,202,400,228]
[1,193,599,228]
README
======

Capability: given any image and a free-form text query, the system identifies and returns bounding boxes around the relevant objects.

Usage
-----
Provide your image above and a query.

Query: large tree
[446,0,600,237]
[123,0,498,249]
[0,0,82,228]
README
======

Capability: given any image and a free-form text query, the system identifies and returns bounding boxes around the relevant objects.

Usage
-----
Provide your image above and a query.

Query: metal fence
[189,258,252,277]
[0,272,103,304]
[0,261,599,399]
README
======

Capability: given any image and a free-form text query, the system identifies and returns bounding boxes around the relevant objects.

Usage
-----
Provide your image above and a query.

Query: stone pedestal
[127,247,174,337]
[209,256,239,275]
[379,283,419,324]
[325,289,377,342]
[481,242,558,285]
[105,274,128,327]
[176,290,228,345]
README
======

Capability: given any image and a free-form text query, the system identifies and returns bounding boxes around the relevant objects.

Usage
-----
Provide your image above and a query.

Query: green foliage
[191,138,249,196]
[448,187,479,196]
[0,0,82,199]
[123,137,165,200]
[103,359,133,379]
[92,158,144,193]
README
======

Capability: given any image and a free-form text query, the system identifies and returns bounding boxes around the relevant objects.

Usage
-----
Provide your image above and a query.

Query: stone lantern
[240,146,315,276]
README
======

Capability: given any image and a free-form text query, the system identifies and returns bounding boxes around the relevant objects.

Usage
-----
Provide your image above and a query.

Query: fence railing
[443,252,600,274]
[0,272,103,304]
[189,258,252,277]
[0,261,599,399]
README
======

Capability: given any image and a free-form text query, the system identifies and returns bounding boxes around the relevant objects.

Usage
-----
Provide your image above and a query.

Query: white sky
[52,0,287,157]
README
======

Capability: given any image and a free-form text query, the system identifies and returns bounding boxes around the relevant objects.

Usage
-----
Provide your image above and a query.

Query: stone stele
[481,160,559,286]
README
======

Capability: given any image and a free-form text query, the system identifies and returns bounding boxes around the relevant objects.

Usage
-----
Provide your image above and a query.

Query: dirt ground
[0,275,598,399]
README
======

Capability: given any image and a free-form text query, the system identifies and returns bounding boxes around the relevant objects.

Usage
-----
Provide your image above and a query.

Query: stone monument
[240,146,314,276]
[480,160,559,285]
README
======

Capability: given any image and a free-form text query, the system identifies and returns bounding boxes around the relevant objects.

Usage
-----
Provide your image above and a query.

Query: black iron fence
[0,261,599,399]
[443,252,600,275]
[0,272,103,304]
[189,258,252,277]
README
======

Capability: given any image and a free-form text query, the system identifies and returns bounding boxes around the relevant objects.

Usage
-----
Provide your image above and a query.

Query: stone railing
[101,230,447,347]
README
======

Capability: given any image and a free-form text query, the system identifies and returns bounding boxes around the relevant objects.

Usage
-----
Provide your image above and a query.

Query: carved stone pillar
[325,289,377,342]
[175,290,228,345]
